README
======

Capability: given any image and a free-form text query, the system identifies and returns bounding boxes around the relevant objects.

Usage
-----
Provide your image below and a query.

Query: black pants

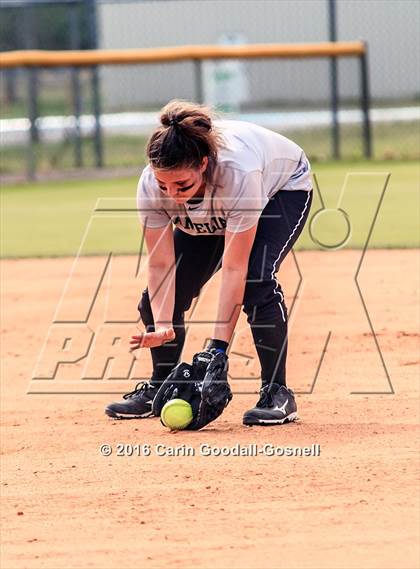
[138,189,313,388]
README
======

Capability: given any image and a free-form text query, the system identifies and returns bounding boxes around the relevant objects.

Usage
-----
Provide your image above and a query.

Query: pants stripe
[270,191,312,322]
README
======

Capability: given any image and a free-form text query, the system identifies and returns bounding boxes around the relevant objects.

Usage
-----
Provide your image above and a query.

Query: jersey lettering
[172,215,227,234]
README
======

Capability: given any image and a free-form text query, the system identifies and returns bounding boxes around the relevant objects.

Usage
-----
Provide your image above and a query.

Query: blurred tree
[0,2,91,52]
[0,1,91,104]
[0,9,19,103]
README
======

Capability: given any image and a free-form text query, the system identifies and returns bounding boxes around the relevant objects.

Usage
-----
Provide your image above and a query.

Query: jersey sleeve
[136,169,171,229]
[281,152,312,192]
[225,170,268,233]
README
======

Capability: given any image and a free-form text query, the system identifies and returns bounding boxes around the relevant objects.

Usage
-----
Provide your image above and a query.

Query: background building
[99,0,420,110]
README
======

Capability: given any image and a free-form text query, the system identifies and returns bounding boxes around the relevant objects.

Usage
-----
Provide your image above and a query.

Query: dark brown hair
[146,100,221,179]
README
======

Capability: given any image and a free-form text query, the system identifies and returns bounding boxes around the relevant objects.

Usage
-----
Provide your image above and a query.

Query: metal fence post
[70,1,83,168]
[85,0,103,167]
[194,59,203,104]
[328,0,340,160]
[22,2,39,179]
[360,43,372,159]
[26,65,38,180]
[91,67,103,167]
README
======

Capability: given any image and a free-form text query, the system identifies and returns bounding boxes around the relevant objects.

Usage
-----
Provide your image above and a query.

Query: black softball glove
[152,349,232,430]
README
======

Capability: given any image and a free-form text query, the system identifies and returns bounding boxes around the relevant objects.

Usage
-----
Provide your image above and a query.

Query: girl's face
[153,157,208,205]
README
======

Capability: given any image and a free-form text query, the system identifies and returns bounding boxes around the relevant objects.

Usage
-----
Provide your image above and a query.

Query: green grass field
[1,160,418,258]
[1,121,419,176]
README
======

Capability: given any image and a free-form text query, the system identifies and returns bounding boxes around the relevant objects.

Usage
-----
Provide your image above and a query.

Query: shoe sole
[243,411,298,426]
[105,408,154,419]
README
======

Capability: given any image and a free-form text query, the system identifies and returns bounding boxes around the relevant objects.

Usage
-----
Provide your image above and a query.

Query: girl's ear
[200,156,209,174]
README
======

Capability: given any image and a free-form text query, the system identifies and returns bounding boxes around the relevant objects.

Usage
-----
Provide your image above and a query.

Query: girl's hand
[129,326,175,351]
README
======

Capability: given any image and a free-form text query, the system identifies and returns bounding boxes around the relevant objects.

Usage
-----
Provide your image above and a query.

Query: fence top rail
[0,41,366,68]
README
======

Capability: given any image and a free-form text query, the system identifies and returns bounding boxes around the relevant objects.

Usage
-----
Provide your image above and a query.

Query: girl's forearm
[212,267,247,344]
[148,264,176,328]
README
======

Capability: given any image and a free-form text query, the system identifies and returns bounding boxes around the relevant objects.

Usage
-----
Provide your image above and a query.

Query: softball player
[106,100,312,425]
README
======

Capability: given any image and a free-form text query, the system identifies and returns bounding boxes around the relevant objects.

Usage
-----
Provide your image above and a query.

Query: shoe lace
[256,384,274,408]
[122,382,151,400]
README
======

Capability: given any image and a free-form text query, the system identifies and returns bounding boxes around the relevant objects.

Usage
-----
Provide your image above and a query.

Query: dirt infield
[1,250,419,569]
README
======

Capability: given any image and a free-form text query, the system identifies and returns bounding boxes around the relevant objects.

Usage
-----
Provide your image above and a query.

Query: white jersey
[137,120,312,236]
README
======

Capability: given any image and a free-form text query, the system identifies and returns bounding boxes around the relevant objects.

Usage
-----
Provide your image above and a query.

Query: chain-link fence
[1,0,419,179]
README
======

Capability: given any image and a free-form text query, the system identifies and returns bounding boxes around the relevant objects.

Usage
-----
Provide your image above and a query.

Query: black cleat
[105,382,157,419]
[243,383,298,426]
